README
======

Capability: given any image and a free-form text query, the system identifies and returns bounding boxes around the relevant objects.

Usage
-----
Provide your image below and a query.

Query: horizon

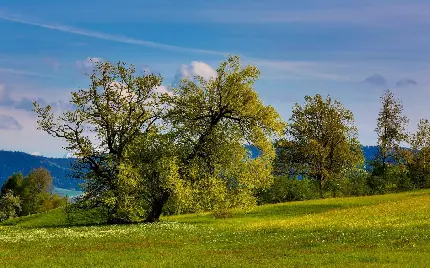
[1,0,429,157]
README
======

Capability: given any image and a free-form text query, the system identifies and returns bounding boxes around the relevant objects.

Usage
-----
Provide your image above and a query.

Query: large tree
[165,55,285,214]
[275,94,363,198]
[373,89,409,181]
[34,60,164,223]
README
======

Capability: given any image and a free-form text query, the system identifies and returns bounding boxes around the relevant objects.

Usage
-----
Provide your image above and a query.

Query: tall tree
[34,60,164,223]
[165,55,285,214]
[20,168,54,215]
[275,94,363,198]
[373,89,409,180]
[405,119,430,189]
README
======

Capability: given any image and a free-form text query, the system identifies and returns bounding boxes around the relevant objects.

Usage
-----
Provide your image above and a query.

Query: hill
[0,150,81,191]
[0,189,429,267]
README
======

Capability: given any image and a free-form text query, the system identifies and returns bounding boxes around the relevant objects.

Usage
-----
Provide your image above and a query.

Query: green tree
[405,119,430,189]
[1,172,23,196]
[276,94,363,198]
[165,55,285,215]
[20,168,54,215]
[121,131,179,222]
[24,168,53,193]
[371,89,409,193]
[34,60,164,224]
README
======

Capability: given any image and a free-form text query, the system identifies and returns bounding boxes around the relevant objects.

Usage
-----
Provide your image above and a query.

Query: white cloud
[190,61,218,80]
[31,152,42,156]
[175,61,218,83]
[76,57,102,70]
[154,85,172,95]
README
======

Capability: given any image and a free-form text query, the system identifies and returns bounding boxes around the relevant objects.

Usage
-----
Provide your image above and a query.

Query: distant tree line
[18,55,428,224]
[0,168,67,221]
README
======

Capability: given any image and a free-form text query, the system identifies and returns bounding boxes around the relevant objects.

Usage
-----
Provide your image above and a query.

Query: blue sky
[0,0,429,157]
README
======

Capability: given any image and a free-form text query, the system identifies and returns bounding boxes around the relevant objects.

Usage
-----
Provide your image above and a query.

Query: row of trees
[0,168,67,221]
[260,89,430,204]
[31,55,430,223]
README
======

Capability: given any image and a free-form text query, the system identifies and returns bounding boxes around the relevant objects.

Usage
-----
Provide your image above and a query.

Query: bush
[213,209,233,219]
[343,168,371,196]
[0,193,21,222]
[258,176,319,204]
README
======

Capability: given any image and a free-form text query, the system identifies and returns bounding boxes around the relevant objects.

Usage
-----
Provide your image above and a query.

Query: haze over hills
[0,146,380,192]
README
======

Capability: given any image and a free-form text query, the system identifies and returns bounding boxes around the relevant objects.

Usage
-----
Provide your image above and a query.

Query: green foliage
[275,94,363,197]
[342,167,370,196]
[34,60,164,224]
[19,168,54,215]
[0,192,21,221]
[0,172,23,196]
[20,168,56,216]
[258,176,319,204]
[405,119,430,189]
[372,89,409,180]
[166,55,284,214]
[0,168,67,221]
[33,55,284,223]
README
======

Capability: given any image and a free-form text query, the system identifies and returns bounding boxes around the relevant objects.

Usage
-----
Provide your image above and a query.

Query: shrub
[258,176,319,204]
[0,193,21,222]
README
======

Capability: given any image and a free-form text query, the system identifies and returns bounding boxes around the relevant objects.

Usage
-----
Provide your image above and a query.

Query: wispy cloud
[363,74,387,86]
[249,59,352,81]
[0,67,52,78]
[0,11,228,56]
[0,114,23,130]
[192,3,430,26]
[396,78,418,87]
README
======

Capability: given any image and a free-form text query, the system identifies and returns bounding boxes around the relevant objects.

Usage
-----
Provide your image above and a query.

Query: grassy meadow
[0,190,429,267]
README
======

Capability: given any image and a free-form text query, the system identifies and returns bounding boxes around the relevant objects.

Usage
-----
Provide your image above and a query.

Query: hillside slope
[1,190,429,267]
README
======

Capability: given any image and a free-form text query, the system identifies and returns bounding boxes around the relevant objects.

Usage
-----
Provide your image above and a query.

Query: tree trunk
[145,190,170,223]
[318,176,324,198]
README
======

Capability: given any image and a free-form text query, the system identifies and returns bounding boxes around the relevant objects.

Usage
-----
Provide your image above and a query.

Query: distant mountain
[0,146,380,191]
[0,150,81,191]
[362,145,379,162]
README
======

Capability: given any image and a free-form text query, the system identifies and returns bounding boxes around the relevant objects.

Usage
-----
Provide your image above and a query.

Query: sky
[0,0,429,157]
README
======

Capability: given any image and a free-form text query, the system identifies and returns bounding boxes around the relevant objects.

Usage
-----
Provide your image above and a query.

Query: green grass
[1,190,429,267]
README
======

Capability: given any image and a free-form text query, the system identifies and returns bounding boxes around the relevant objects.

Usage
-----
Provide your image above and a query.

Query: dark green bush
[258,176,319,204]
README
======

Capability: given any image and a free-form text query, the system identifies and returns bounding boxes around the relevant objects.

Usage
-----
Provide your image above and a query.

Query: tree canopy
[275,94,363,197]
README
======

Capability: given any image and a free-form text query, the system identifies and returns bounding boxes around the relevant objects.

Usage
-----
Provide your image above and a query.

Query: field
[0,190,429,267]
